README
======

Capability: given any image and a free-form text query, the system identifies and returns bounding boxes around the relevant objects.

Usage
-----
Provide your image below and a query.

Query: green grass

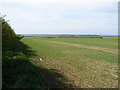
[21,38,118,88]
[40,38,118,49]
[22,38,118,63]
[3,40,73,89]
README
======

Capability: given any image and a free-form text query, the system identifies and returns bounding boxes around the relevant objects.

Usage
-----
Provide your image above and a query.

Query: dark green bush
[2,16,46,89]
[1,16,17,52]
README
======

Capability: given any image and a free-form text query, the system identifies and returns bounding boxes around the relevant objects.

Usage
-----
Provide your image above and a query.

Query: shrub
[1,16,17,52]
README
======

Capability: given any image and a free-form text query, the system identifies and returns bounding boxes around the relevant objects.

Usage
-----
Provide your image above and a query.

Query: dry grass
[103,37,120,39]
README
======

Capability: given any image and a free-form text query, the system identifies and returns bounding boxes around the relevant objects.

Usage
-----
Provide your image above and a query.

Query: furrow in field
[47,41,118,54]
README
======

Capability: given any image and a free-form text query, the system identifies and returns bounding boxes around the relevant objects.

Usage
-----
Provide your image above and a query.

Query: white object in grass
[39,58,43,61]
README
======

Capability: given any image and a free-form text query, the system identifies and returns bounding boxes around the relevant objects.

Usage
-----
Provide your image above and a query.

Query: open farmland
[21,38,118,88]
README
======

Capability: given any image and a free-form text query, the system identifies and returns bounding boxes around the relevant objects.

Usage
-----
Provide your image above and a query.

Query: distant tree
[16,35,24,40]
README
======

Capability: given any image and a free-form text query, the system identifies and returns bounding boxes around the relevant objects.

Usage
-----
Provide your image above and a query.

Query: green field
[21,38,118,88]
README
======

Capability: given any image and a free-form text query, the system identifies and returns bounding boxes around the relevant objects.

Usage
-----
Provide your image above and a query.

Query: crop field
[21,38,118,88]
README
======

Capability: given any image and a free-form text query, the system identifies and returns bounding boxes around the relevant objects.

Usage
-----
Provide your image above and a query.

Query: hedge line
[1,16,23,53]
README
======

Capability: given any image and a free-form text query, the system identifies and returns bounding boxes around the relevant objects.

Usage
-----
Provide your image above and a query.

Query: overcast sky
[1,0,119,35]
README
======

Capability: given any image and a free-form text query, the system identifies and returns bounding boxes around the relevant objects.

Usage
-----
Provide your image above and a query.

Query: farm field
[21,38,118,88]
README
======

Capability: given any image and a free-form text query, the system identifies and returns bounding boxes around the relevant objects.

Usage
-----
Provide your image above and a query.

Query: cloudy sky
[1,0,119,35]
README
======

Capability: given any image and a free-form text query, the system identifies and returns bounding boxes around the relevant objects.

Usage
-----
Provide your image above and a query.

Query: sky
[1,0,119,35]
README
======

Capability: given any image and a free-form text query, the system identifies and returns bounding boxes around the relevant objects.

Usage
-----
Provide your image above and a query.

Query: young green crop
[21,38,118,88]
